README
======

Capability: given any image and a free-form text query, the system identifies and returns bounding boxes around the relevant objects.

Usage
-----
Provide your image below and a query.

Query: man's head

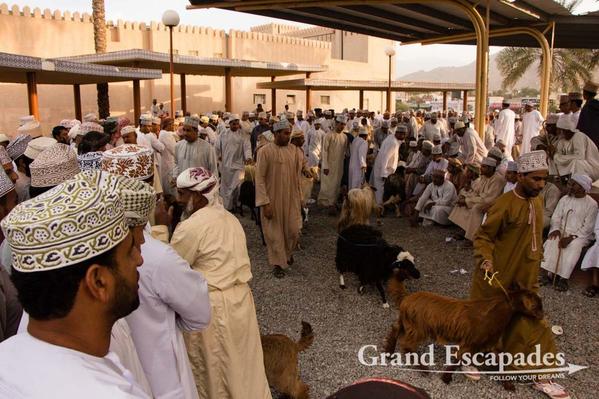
[120,126,137,145]
[544,113,559,137]
[229,115,240,132]
[480,157,497,177]
[556,114,576,140]
[582,81,598,101]
[447,158,462,175]
[516,150,549,197]
[30,143,80,189]
[101,144,154,185]
[506,161,518,184]
[431,145,443,162]
[383,111,390,120]
[296,110,304,121]
[502,101,510,109]
[176,167,220,216]
[258,112,269,126]
[430,114,438,124]
[454,121,467,137]
[432,169,445,186]
[4,171,142,324]
[273,120,292,146]
[395,125,407,141]
[139,115,153,133]
[568,92,583,112]
[51,126,70,145]
[558,94,570,114]
[568,174,591,198]
[290,129,305,148]
[334,115,347,133]
[421,141,433,157]
[524,103,533,113]
[242,111,249,121]
[152,99,157,105]
[183,116,200,142]
[152,117,161,134]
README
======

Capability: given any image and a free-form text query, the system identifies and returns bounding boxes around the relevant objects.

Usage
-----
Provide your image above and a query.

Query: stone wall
[0,3,393,135]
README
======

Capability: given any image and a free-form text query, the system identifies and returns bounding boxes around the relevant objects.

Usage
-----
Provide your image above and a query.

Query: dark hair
[51,126,67,140]
[78,131,111,155]
[16,155,34,178]
[572,99,583,108]
[11,247,117,320]
[29,185,54,198]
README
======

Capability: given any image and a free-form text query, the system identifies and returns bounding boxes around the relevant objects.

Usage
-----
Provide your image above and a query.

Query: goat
[336,224,420,308]
[261,321,314,399]
[384,282,544,384]
[337,184,377,233]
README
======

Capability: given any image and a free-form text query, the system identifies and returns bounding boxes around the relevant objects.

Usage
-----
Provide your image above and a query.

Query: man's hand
[481,260,494,273]
[548,230,561,240]
[154,197,173,227]
[559,236,574,249]
[262,204,273,219]
[424,202,435,212]
[323,169,330,176]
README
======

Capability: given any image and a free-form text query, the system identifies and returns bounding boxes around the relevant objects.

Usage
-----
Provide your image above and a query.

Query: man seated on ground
[487,143,508,177]
[503,161,518,193]
[550,114,599,181]
[412,144,448,197]
[412,168,457,227]
[540,174,598,292]
[531,113,560,156]
[449,157,506,241]
[540,178,563,232]
[447,158,468,194]
[455,121,487,165]
[404,140,433,198]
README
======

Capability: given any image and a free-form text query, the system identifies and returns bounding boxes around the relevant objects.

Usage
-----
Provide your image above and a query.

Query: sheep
[335,224,420,308]
[383,280,544,384]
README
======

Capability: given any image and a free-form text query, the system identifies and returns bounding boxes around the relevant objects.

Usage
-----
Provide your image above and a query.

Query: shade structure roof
[0,52,162,84]
[187,0,599,49]
[59,49,327,77]
[257,78,475,92]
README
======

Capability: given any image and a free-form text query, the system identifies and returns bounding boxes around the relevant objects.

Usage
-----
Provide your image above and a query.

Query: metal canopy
[59,49,326,77]
[256,78,475,92]
[0,52,161,84]
[187,0,599,49]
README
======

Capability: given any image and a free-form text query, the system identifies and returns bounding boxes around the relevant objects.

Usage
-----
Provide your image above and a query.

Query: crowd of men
[0,79,597,399]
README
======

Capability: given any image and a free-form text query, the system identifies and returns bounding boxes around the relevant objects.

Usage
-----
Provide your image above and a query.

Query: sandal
[272,266,286,279]
[583,285,599,297]
[554,278,569,292]
[539,274,553,286]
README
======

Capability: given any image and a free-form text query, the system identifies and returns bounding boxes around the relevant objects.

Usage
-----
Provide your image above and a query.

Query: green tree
[496,0,599,93]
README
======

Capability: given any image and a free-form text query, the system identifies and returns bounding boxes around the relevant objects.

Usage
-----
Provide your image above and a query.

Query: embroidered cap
[30,143,80,188]
[101,144,154,180]
[517,150,548,173]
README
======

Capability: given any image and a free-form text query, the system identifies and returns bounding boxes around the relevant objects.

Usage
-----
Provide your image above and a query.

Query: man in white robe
[414,168,457,226]
[306,118,325,168]
[521,103,544,154]
[173,116,218,180]
[372,126,405,205]
[541,174,598,291]
[159,118,178,199]
[348,128,369,189]
[318,115,348,211]
[215,115,252,211]
[239,111,253,138]
[503,161,518,193]
[494,101,516,160]
[0,171,150,398]
[171,168,271,399]
[455,121,487,165]
[551,114,599,180]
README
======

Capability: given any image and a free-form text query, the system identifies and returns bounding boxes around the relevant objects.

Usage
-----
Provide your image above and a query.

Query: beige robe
[170,206,270,399]
[318,131,348,207]
[449,173,506,240]
[255,143,304,268]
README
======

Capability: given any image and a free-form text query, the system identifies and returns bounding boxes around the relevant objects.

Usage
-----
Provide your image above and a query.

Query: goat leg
[383,320,401,354]
[339,274,346,289]
[376,281,389,308]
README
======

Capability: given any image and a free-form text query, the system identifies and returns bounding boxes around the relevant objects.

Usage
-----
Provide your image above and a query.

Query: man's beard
[181,196,196,220]
[109,270,140,321]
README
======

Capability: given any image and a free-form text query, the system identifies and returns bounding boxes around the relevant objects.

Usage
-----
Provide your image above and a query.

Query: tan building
[0,3,394,135]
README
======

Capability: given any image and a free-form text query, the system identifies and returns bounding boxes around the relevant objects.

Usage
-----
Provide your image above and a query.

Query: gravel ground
[238,207,598,399]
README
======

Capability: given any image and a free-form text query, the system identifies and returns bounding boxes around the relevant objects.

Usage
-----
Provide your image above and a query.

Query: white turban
[176,167,222,207]
[571,174,592,193]
[556,114,574,131]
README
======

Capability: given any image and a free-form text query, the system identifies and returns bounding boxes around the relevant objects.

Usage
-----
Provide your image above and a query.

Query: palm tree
[496,0,599,93]
[92,0,110,119]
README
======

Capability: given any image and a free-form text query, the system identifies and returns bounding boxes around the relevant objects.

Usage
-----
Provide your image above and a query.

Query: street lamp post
[385,46,396,112]
[162,10,180,119]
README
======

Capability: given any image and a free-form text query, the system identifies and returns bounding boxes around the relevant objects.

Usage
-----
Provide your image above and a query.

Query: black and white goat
[335,224,420,308]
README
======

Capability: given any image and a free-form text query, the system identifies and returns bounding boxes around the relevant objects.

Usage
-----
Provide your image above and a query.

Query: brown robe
[255,142,304,267]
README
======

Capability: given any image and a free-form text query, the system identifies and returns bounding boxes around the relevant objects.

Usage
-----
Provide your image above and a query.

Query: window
[214,52,223,58]
[286,95,296,105]
[253,94,266,105]
[321,95,331,105]
[188,50,199,56]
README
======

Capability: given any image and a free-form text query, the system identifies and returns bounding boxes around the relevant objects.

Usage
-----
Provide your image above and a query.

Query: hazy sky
[11,0,599,76]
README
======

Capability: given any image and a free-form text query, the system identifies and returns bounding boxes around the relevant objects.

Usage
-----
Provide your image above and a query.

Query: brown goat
[384,278,544,384]
[261,321,314,399]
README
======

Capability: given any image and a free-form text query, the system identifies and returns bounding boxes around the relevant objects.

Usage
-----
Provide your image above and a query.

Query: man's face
[422,149,432,157]
[432,173,444,186]
[122,132,136,145]
[183,125,198,142]
[152,124,160,134]
[546,124,557,136]
[57,128,69,144]
[559,128,575,140]
[242,113,249,121]
[229,120,240,132]
[335,122,345,133]
[391,120,398,128]
[314,123,321,130]
[567,179,587,198]
[395,131,406,141]
[456,128,466,137]
[496,143,506,153]
[517,170,548,197]
[432,154,442,163]
[481,164,495,177]
[383,112,390,120]
[140,124,151,134]
[505,171,518,184]
[559,100,570,113]
[431,117,437,124]
[259,117,268,126]
[275,128,291,146]
[525,105,533,113]
[107,232,143,321]
[291,136,305,148]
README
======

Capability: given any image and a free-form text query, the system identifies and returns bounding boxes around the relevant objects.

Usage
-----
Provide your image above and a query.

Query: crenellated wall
[0,3,393,134]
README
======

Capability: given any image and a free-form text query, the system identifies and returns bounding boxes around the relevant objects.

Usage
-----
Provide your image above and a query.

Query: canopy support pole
[133,79,141,123]
[180,74,187,115]
[271,76,276,115]
[225,67,232,112]
[26,72,40,121]
[73,84,82,121]
[359,90,364,110]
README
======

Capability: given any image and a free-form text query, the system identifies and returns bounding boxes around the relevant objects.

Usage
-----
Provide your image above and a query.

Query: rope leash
[483,270,510,300]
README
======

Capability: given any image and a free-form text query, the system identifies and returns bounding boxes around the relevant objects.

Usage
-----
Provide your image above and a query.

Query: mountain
[398,53,540,91]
